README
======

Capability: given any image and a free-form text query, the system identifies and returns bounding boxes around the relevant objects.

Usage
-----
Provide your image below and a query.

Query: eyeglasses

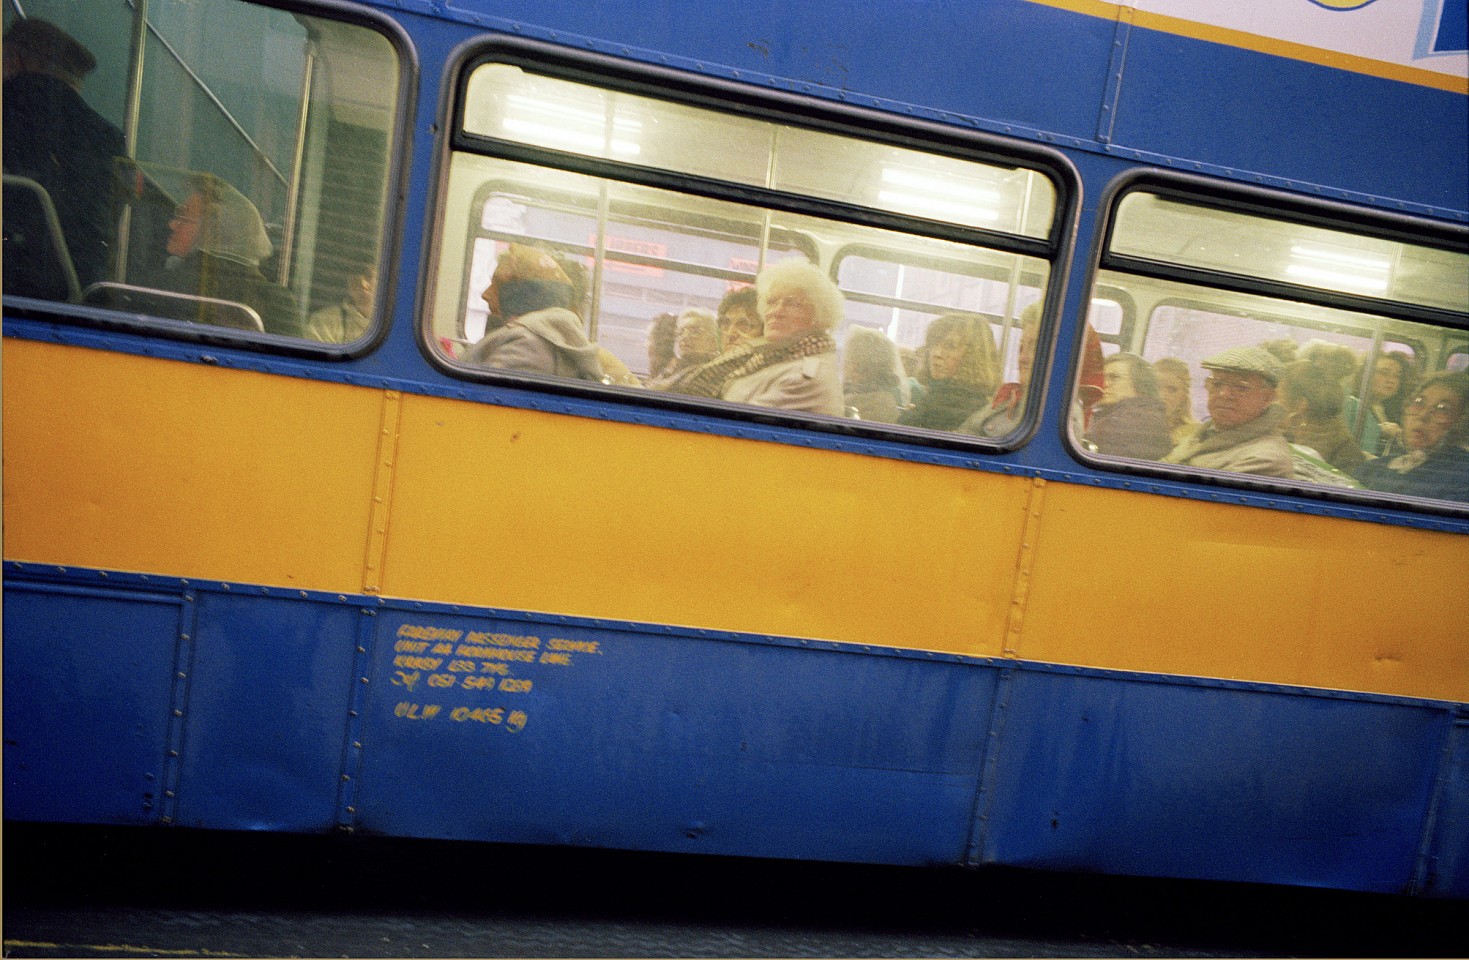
[1405,396,1460,424]
[1203,376,1269,396]
[768,295,813,312]
[170,209,199,226]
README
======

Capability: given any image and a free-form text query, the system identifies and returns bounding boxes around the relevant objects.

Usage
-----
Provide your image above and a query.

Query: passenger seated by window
[149,173,300,335]
[1076,323,1107,430]
[1259,338,1299,367]
[1278,343,1367,476]
[306,259,375,343]
[3,18,124,293]
[644,311,679,381]
[1084,353,1172,459]
[961,304,1040,438]
[1162,346,1292,478]
[461,242,604,382]
[659,259,843,416]
[1353,372,1469,503]
[898,313,1000,430]
[717,286,763,351]
[553,252,641,387]
[842,326,908,423]
[1153,357,1200,447]
[649,308,722,391]
[1344,350,1415,457]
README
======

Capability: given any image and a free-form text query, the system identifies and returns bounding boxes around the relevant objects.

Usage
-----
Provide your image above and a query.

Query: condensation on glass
[436,62,1062,440]
[1080,188,1469,507]
[1,0,399,344]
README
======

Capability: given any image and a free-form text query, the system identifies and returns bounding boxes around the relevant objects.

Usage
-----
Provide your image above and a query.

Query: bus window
[3,0,401,347]
[453,185,817,377]
[1080,181,1469,508]
[434,59,1066,442]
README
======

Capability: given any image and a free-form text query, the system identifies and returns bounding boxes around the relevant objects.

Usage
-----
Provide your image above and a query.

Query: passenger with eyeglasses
[1162,346,1293,478]
[659,259,843,416]
[1353,371,1469,503]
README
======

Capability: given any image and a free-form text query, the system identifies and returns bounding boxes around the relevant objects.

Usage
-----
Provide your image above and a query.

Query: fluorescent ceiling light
[502,93,642,156]
[880,166,1001,203]
[1286,243,1392,294]
[877,189,1000,223]
[1284,263,1390,293]
[501,117,640,157]
[1289,243,1392,271]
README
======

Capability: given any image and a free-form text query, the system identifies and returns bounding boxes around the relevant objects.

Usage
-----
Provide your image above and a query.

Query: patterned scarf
[660,331,836,399]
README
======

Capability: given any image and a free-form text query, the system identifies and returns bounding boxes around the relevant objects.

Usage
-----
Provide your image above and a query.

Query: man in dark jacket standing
[4,18,126,293]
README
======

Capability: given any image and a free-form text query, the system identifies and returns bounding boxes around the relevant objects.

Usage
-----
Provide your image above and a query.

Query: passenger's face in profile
[1204,371,1275,430]
[763,289,817,340]
[1016,326,1038,385]
[351,268,378,315]
[720,307,761,348]
[1402,384,1463,451]
[928,331,967,381]
[167,192,205,257]
[1101,360,1136,405]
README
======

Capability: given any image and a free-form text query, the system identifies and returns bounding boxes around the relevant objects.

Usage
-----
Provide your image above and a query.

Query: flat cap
[1201,345,1283,386]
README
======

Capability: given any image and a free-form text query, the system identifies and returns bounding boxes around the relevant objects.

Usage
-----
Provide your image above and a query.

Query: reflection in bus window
[3,18,123,296]
[3,0,399,345]
[1084,186,1469,507]
[436,62,1064,441]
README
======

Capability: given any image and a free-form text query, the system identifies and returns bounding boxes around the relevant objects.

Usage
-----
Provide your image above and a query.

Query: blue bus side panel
[446,0,1119,143]
[980,670,1447,895]
[8,569,1462,897]
[353,609,997,866]
[1114,27,1469,211]
[2,581,182,824]
[1425,719,1469,898]
[171,594,363,832]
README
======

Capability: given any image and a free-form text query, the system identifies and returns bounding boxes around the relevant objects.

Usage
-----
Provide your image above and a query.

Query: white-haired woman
[662,259,843,416]
[648,307,721,389]
[158,172,299,336]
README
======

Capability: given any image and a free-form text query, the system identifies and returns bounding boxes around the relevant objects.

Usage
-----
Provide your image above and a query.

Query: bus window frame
[1,0,417,362]
[1069,169,1469,517]
[421,35,1081,454]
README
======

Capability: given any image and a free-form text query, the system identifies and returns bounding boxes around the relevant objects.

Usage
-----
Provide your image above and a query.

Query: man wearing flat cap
[462,243,605,382]
[1162,346,1292,478]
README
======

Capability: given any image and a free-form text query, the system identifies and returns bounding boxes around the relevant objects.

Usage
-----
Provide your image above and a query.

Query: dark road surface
[4,824,1466,958]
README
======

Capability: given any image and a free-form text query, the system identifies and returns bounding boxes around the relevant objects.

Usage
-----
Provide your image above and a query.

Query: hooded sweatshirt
[462,307,604,382]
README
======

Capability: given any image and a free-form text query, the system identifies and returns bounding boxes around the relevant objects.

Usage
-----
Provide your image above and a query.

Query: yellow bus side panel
[2,340,382,594]
[1019,482,1469,702]
[377,390,1026,656]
